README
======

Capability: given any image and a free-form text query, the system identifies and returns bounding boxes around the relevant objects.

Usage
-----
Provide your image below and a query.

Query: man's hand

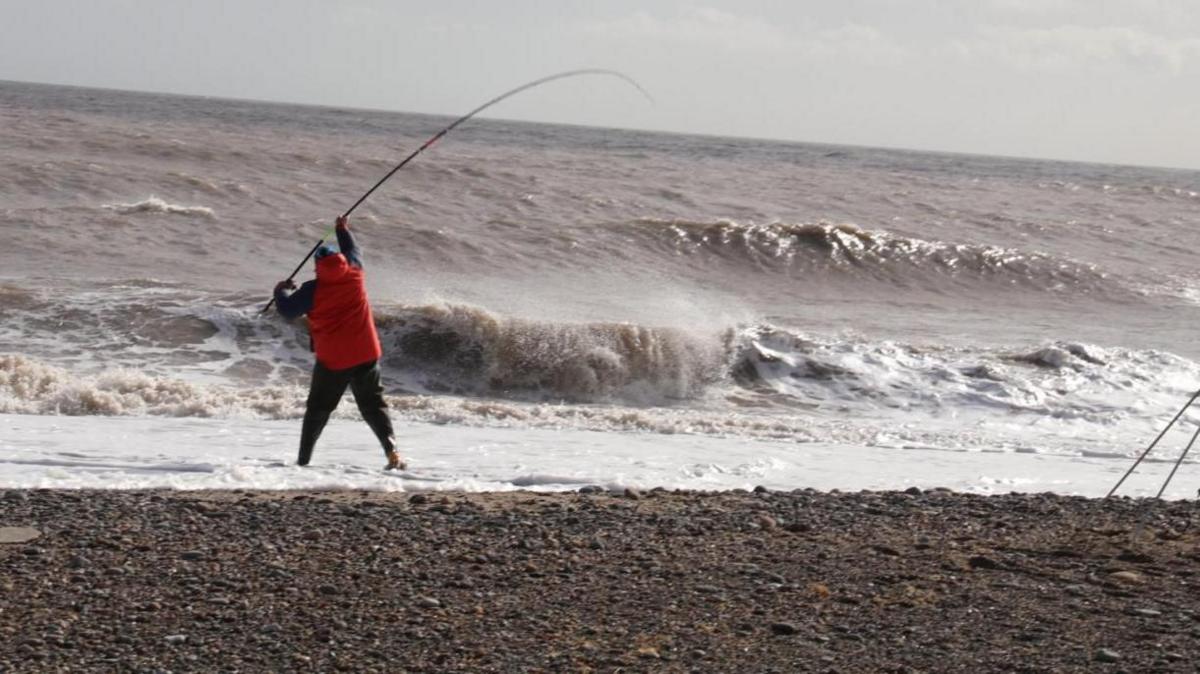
[336,215,349,230]
[275,279,297,292]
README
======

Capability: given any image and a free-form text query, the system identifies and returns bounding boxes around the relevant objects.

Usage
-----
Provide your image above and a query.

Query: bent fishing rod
[260,68,652,314]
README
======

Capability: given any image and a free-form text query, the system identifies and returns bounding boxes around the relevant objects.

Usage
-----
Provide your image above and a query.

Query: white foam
[102,196,215,218]
[1,413,1194,499]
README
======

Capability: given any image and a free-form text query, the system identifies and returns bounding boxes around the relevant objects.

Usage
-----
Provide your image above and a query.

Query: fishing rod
[261,68,653,314]
[1106,388,1200,498]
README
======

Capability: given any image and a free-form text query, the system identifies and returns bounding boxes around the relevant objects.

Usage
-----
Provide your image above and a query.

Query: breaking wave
[6,304,1197,436]
[376,303,729,403]
[0,354,301,418]
[728,325,1196,423]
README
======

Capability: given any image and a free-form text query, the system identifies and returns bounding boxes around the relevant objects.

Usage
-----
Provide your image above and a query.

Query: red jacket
[308,253,382,370]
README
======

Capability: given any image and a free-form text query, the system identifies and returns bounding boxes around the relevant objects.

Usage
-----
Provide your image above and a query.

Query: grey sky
[3,0,1198,169]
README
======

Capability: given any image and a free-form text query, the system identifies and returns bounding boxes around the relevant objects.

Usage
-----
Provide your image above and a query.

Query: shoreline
[1,487,1197,672]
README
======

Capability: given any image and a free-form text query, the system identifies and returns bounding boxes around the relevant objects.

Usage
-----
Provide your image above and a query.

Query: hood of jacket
[315,253,351,281]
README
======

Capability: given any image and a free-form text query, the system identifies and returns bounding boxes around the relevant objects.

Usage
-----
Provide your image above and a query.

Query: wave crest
[634,218,1107,291]
[102,196,215,218]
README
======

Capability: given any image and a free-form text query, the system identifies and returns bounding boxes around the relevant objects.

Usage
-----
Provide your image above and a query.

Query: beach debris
[0,527,41,544]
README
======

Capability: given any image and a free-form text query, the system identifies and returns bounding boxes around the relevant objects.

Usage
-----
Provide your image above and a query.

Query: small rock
[164,634,188,645]
[1129,608,1161,617]
[409,494,429,505]
[318,584,338,596]
[578,485,604,494]
[770,622,799,636]
[624,488,642,500]
[180,550,205,561]
[904,486,922,496]
[1094,648,1121,663]
[417,596,441,609]
[1108,571,1143,585]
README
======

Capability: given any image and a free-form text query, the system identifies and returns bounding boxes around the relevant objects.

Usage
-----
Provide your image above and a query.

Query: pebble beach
[1,487,1198,672]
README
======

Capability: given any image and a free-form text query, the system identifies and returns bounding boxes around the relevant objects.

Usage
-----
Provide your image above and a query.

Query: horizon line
[3,76,1197,174]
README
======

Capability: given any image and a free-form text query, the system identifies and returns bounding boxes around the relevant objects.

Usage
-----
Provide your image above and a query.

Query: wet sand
[1,487,1198,672]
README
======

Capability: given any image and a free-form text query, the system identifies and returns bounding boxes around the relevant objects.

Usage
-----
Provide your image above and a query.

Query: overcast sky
[3,0,1199,169]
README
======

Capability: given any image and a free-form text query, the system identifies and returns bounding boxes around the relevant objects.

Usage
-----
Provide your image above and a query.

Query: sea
[3,78,1200,497]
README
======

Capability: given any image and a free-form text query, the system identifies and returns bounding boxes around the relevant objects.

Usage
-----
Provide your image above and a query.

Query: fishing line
[261,69,653,314]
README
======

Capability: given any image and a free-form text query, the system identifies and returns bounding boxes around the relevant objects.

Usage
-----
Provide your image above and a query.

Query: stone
[165,634,188,645]
[770,622,799,636]
[968,555,1001,570]
[1108,571,1143,585]
[0,527,41,544]
[755,514,778,530]
[1094,648,1120,663]
[417,596,441,609]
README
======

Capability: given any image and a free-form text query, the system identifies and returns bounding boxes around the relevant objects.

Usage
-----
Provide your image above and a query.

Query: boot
[384,449,407,471]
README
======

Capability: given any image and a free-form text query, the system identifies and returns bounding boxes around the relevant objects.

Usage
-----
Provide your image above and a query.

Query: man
[274,215,404,471]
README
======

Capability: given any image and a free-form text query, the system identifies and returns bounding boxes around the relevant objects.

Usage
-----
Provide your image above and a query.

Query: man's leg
[298,362,350,466]
[348,360,398,462]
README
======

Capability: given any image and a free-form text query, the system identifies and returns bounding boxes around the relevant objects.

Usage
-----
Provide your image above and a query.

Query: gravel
[0,488,1197,672]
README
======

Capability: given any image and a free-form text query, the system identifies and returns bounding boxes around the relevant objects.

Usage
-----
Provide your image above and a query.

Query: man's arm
[335,215,363,269]
[274,279,316,319]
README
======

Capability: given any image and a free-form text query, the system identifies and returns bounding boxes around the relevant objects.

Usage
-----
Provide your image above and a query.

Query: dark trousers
[298,359,395,466]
